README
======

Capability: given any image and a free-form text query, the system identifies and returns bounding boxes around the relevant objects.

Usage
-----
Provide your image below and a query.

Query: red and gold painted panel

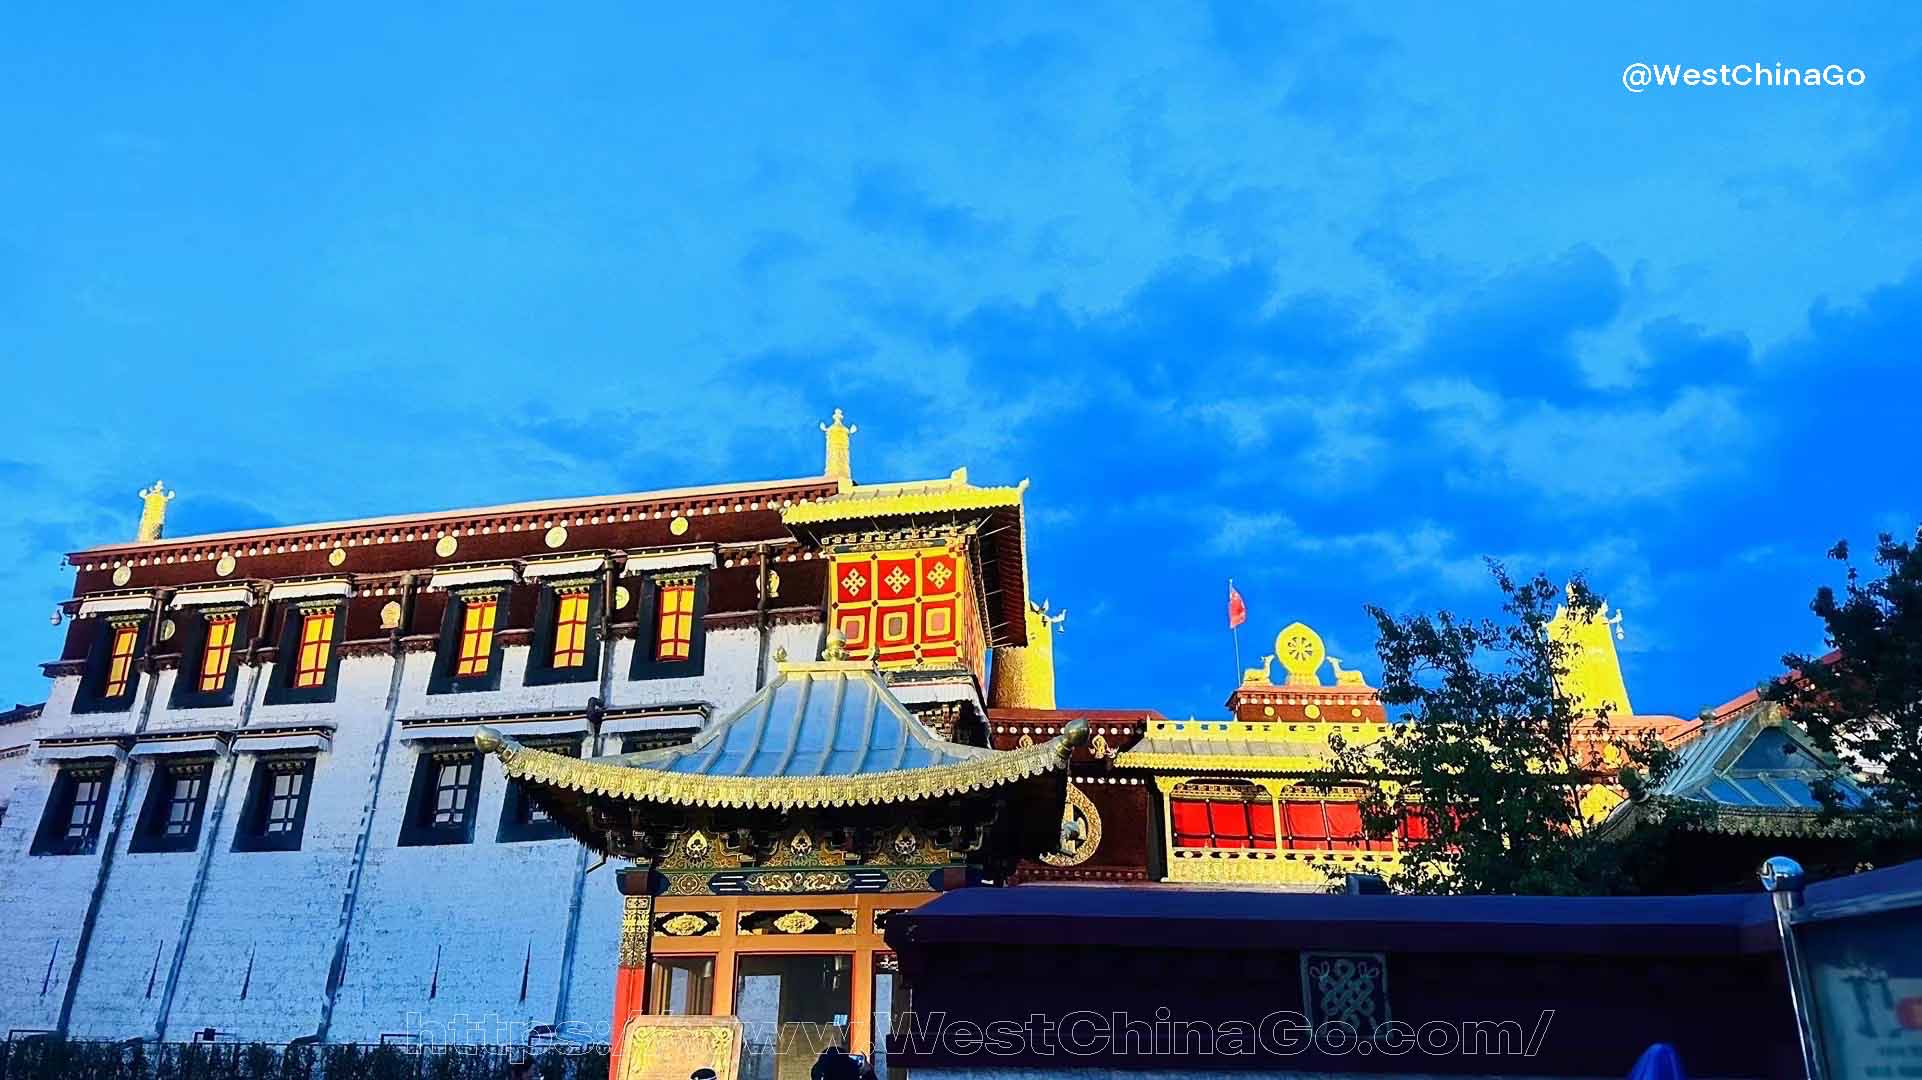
[830,545,984,677]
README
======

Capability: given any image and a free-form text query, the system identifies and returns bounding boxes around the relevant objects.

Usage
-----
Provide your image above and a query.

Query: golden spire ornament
[135,481,175,542]
[821,409,857,488]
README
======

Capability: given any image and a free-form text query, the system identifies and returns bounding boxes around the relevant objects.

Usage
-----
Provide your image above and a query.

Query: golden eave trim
[780,480,1028,526]
[476,719,1087,810]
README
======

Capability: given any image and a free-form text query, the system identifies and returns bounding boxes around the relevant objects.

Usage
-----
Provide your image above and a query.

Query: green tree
[1765,528,1922,846]
[1313,564,1683,895]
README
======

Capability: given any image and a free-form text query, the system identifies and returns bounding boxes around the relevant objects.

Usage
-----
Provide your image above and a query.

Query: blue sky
[3,5,1918,720]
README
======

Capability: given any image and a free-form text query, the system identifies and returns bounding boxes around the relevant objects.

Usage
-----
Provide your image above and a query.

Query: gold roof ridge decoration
[1548,589,1633,717]
[76,473,836,555]
[136,481,175,542]
[780,468,1030,526]
[474,717,1087,810]
[822,408,857,488]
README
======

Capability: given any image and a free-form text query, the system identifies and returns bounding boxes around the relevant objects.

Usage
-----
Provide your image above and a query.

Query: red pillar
[608,891,652,1080]
[610,964,647,1078]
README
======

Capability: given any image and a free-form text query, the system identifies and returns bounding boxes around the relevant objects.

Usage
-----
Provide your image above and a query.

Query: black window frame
[170,605,252,710]
[129,757,214,854]
[232,754,317,853]
[72,615,150,715]
[262,600,346,706]
[495,736,579,842]
[618,728,701,755]
[428,587,510,695]
[31,762,115,856]
[399,747,485,846]
[524,579,603,687]
[629,573,709,681]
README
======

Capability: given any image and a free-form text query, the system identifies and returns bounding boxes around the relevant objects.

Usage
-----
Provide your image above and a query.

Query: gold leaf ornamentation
[659,913,713,937]
[1039,783,1103,868]
[617,895,653,969]
[772,911,820,934]
[478,722,1085,811]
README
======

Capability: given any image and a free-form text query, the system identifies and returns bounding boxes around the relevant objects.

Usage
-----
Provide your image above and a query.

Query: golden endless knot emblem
[926,563,953,588]
[840,568,867,592]
[884,567,911,593]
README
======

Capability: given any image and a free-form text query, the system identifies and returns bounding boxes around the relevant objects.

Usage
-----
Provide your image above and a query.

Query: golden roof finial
[135,480,175,542]
[988,598,1066,709]
[1549,593,1633,717]
[822,628,849,662]
[821,409,857,488]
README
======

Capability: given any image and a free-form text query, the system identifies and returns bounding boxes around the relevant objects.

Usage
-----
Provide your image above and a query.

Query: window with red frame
[198,613,237,692]
[654,582,694,661]
[455,597,498,677]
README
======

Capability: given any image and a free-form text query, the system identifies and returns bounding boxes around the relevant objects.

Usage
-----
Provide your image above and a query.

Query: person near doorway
[809,1045,862,1080]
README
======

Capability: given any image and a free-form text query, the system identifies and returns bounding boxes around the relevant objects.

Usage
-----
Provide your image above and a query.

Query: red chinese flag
[1227,582,1247,629]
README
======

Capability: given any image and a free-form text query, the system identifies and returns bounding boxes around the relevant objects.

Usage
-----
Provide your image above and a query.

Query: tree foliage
[1313,564,1684,895]
[1765,528,1922,842]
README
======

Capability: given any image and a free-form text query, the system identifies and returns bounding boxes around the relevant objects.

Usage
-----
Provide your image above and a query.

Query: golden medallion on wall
[111,566,132,587]
[669,515,690,536]
[435,535,459,558]
[379,601,403,630]
[216,554,237,578]
[328,547,347,567]
[1040,783,1102,867]
[545,525,568,549]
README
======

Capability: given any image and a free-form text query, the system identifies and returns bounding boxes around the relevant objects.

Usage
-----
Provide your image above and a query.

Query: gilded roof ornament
[1275,622,1326,686]
[821,408,857,489]
[135,480,175,542]
[1548,590,1633,717]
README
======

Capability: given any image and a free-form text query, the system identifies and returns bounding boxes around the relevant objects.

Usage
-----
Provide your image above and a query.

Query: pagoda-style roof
[478,661,1085,824]
[1596,703,1867,839]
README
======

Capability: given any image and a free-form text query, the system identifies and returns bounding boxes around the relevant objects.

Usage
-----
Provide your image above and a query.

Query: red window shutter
[1325,802,1364,850]
[1285,800,1328,848]
[1249,801,1278,849]
[1208,802,1250,849]
[1400,807,1431,842]
[1171,799,1211,847]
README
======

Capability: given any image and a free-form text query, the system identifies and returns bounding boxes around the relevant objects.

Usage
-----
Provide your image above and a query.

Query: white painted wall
[0,618,824,1045]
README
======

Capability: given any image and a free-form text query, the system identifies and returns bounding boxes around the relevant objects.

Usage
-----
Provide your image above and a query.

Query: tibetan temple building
[0,413,1874,1079]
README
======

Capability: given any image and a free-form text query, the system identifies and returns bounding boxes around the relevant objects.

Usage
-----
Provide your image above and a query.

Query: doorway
[734,954,853,1080]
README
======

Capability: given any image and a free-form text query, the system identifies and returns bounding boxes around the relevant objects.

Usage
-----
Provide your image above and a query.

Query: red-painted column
[608,894,652,1080]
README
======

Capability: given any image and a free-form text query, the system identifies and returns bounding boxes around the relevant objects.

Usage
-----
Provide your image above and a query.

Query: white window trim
[523,555,608,580]
[170,586,256,609]
[622,547,717,575]
[267,578,355,601]
[427,565,518,590]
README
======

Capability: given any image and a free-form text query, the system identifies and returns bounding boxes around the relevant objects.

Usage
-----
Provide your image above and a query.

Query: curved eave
[479,723,1083,810]
[1595,796,1851,841]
